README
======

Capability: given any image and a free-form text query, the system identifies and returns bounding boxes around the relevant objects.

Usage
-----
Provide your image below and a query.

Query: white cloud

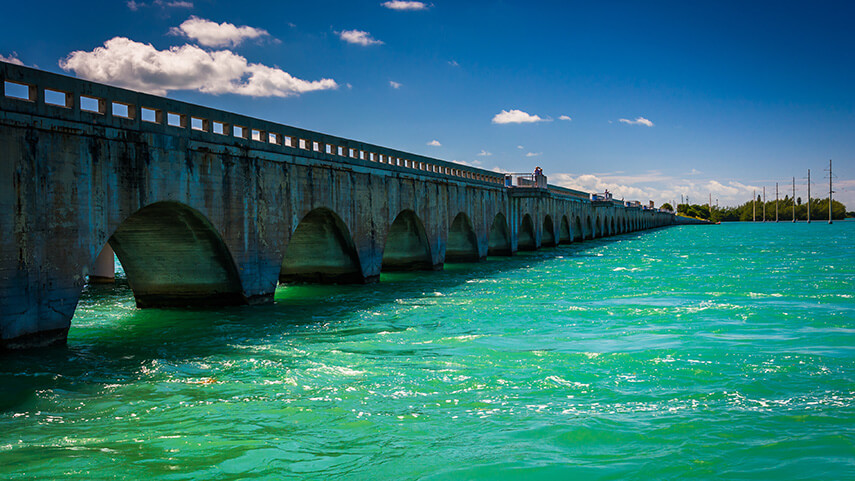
[160,0,193,7]
[60,37,337,98]
[0,53,24,65]
[389,80,402,89]
[526,152,542,157]
[477,150,492,157]
[551,171,764,207]
[452,159,475,167]
[619,116,654,127]
[382,1,430,10]
[338,30,383,46]
[517,145,524,149]
[448,60,459,67]
[492,109,549,124]
[559,115,572,121]
[427,139,441,146]
[170,16,271,48]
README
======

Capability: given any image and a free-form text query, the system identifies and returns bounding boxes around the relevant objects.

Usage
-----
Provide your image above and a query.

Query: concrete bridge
[0,61,693,350]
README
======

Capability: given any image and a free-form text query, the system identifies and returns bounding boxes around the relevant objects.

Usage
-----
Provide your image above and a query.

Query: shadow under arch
[542,215,556,247]
[596,216,603,238]
[585,215,593,240]
[610,217,616,236]
[108,201,244,308]
[488,212,511,256]
[518,214,536,251]
[382,210,435,271]
[447,212,481,262]
[559,215,572,244]
[574,216,583,241]
[280,207,365,284]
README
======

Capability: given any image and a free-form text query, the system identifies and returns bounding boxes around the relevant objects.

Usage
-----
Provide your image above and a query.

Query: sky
[2,0,853,208]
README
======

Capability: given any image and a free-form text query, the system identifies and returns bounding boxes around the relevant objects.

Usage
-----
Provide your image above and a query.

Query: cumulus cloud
[452,159,478,167]
[338,30,383,46]
[559,115,572,121]
[0,53,24,65]
[619,116,654,127]
[59,37,337,97]
[492,109,549,124]
[427,139,441,146]
[389,80,402,89]
[382,1,430,10]
[477,150,492,156]
[517,145,524,149]
[526,152,542,157]
[170,16,271,47]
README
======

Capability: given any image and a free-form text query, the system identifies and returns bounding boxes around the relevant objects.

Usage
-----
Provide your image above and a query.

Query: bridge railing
[1,61,506,187]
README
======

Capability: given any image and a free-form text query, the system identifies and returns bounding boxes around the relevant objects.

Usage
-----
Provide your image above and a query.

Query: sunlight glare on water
[2,222,854,480]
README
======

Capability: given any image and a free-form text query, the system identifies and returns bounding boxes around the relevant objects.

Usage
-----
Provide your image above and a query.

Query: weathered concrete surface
[0,62,687,350]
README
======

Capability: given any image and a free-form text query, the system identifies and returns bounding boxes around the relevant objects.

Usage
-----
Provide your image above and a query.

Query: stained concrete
[0,61,696,350]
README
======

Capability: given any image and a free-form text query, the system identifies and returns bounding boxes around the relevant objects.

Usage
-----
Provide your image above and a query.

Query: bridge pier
[89,243,116,284]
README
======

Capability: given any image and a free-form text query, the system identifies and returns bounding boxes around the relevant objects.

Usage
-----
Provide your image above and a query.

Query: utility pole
[775,182,779,222]
[807,169,811,223]
[828,159,834,224]
[709,193,712,220]
[762,186,766,222]
[792,177,796,222]
[753,189,756,222]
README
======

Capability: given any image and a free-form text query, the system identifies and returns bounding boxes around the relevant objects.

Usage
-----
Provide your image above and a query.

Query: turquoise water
[2,222,854,480]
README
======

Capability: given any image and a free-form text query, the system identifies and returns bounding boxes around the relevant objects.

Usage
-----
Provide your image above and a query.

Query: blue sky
[2,0,853,207]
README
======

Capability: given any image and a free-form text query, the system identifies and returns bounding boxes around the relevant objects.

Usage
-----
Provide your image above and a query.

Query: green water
[2,222,854,480]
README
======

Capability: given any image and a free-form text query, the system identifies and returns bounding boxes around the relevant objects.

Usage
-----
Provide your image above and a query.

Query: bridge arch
[595,216,603,238]
[542,215,556,247]
[446,212,480,262]
[280,207,363,283]
[574,216,584,241]
[107,201,244,308]
[559,215,572,244]
[382,210,434,271]
[585,215,593,240]
[518,214,536,251]
[488,212,512,256]
[610,217,616,236]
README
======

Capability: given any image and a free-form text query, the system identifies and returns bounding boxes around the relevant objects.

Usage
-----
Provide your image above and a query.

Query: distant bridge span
[0,62,700,349]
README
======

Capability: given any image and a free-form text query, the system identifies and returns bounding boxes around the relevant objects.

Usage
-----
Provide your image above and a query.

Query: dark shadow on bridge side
[382,210,436,271]
[559,215,571,244]
[280,207,364,284]
[518,214,536,251]
[488,213,511,256]
[542,215,556,247]
[108,201,244,308]
[446,213,480,262]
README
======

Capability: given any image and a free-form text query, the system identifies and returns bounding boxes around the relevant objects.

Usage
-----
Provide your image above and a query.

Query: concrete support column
[90,243,116,283]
